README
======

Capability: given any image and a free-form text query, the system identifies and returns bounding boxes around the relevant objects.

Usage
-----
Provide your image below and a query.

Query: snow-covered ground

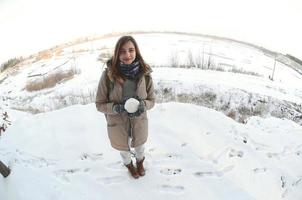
[1,103,302,200]
[1,32,302,199]
[0,33,302,124]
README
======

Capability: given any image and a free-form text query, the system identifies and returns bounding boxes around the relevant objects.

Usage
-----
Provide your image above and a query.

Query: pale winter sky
[0,0,301,63]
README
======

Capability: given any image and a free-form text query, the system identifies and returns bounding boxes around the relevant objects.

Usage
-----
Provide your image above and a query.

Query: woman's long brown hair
[107,36,151,84]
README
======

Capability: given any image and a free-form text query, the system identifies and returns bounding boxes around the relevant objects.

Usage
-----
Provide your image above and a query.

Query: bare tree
[169,51,179,68]
[187,50,195,68]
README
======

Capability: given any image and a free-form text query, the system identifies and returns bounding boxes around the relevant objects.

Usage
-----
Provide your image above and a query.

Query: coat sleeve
[95,70,115,114]
[144,75,155,110]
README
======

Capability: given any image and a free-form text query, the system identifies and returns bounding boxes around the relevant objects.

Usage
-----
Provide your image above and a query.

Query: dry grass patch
[54,48,63,56]
[26,68,78,92]
[35,50,53,61]
[227,110,236,120]
[11,106,42,114]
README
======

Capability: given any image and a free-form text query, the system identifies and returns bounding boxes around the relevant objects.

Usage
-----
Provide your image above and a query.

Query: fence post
[0,160,10,178]
[270,54,277,80]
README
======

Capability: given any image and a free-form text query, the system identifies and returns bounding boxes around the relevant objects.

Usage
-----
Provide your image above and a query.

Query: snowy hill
[0,103,302,200]
[0,32,302,124]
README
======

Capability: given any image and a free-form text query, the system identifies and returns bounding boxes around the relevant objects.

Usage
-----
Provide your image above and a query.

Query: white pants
[120,144,145,165]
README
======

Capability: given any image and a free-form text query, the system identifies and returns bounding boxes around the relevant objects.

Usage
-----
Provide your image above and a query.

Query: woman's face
[119,41,136,65]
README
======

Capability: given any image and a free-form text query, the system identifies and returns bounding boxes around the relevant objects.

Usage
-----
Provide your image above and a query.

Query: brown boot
[125,161,139,179]
[136,157,145,176]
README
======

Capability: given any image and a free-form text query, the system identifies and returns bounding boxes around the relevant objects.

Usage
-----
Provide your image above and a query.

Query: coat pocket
[132,118,148,146]
[106,114,124,127]
[107,124,128,150]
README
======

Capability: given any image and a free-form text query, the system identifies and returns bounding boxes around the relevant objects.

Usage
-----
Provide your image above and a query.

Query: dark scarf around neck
[119,60,140,79]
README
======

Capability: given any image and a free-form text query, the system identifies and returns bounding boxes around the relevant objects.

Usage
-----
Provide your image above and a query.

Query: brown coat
[95,69,155,151]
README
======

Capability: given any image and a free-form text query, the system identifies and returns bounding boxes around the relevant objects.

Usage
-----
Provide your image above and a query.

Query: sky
[0,0,302,63]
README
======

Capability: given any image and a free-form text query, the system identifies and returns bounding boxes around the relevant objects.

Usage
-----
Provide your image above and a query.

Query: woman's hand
[112,103,126,114]
[128,100,145,118]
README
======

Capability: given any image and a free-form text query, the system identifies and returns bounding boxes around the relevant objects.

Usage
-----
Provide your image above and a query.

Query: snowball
[124,98,140,113]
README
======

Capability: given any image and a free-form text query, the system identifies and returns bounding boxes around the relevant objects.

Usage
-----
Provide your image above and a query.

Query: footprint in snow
[159,184,185,194]
[253,168,267,173]
[54,168,90,182]
[57,168,90,175]
[160,168,182,175]
[106,161,123,170]
[163,153,183,160]
[21,157,56,168]
[194,165,234,178]
[228,149,244,158]
[80,153,103,161]
[254,142,270,151]
[97,176,125,185]
[181,142,187,147]
[266,152,280,159]
[153,153,183,166]
[205,131,211,135]
[194,171,221,178]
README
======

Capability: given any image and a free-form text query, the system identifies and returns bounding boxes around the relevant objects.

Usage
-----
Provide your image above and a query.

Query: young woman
[95,36,155,179]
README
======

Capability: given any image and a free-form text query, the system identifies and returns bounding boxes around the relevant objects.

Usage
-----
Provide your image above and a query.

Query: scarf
[119,60,140,80]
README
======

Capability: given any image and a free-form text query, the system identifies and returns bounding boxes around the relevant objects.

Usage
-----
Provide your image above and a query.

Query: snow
[152,67,302,103]
[124,98,140,113]
[1,32,302,199]
[1,33,302,116]
[1,103,302,200]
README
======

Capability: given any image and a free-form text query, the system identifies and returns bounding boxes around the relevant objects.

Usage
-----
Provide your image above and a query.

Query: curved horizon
[0,0,301,63]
